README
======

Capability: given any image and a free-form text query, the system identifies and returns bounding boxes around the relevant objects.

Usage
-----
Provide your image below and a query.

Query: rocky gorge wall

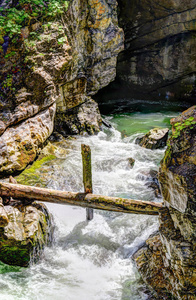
[96,0,196,104]
[118,0,196,101]
[0,0,124,176]
[133,106,196,299]
[1,0,196,175]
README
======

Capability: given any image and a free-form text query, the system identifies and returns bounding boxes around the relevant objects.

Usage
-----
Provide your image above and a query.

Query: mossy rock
[16,154,56,187]
[0,203,53,267]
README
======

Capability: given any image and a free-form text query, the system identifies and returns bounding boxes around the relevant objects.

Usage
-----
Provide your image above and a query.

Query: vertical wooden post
[81,144,93,221]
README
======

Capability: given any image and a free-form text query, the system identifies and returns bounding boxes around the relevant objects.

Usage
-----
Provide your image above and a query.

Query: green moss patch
[0,243,31,267]
[16,154,56,186]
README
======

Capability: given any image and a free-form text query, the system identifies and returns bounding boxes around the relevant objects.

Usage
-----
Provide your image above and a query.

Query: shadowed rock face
[55,97,102,136]
[133,106,196,299]
[113,0,196,102]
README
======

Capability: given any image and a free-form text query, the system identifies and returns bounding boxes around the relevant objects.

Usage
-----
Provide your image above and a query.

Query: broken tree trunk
[0,182,163,215]
[81,144,93,221]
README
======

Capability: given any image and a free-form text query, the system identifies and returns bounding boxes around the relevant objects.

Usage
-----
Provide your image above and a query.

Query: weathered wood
[81,144,93,220]
[0,182,163,215]
[81,144,92,193]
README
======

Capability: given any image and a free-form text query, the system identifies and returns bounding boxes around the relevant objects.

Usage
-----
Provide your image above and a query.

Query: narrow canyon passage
[0,110,179,300]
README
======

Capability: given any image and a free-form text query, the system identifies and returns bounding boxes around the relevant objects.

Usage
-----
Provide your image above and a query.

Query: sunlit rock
[0,104,56,175]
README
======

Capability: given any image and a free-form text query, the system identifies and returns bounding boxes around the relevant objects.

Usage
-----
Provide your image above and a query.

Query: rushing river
[0,111,180,300]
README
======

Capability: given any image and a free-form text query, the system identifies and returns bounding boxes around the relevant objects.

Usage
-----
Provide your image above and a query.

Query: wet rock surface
[136,128,169,150]
[133,106,196,299]
[136,170,161,198]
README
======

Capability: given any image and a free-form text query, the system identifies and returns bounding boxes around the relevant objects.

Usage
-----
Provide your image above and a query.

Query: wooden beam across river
[0,181,163,215]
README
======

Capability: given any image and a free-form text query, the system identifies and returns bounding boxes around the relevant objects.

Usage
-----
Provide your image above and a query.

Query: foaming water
[0,111,178,300]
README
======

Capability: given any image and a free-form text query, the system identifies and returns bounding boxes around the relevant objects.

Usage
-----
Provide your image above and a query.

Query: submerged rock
[133,106,196,299]
[136,128,169,149]
[127,157,135,168]
[0,200,53,267]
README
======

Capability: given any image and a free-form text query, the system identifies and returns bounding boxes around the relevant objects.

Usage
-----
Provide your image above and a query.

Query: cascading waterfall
[0,111,179,300]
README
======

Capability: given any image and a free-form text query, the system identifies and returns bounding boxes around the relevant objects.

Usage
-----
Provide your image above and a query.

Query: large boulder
[133,232,173,298]
[160,105,196,214]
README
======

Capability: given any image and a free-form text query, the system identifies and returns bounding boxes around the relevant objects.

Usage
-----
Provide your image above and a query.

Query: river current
[0,111,179,300]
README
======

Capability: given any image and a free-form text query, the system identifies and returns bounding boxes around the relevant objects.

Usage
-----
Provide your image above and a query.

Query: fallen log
[0,181,163,215]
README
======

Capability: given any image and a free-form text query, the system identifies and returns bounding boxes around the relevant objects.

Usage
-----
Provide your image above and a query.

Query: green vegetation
[0,0,70,39]
[163,116,196,166]
[173,116,196,139]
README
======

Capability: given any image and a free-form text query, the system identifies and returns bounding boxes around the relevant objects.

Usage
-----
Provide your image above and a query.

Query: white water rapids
[0,111,179,300]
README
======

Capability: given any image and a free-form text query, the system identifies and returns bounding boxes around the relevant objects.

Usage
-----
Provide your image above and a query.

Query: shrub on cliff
[0,0,70,41]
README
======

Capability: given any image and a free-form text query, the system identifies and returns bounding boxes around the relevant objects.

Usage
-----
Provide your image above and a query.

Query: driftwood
[81,144,93,220]
[0,181,163,215]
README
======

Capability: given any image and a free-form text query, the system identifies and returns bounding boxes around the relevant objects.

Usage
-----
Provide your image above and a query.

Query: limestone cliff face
[116,0,196,102]
[133,106,196,299]
[55,0,124,134]
[0,0,124,175]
